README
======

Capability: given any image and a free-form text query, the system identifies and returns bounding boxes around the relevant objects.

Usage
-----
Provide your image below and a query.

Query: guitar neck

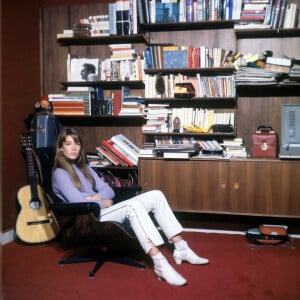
[25,148,39,201]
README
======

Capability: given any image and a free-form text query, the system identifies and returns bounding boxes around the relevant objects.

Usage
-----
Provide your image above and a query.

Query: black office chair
[34,146,145,278]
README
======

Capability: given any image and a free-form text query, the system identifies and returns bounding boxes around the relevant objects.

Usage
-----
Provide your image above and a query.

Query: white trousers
[100,190,183,254]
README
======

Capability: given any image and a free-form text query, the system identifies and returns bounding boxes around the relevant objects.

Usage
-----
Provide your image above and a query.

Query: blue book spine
[109,3,117,35]
[186,0,194,22]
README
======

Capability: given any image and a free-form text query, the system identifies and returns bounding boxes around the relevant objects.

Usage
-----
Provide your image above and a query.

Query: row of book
[57,0,300,40]
[236,0,300,29]
[93,134,246,162]
[144,73,236,98]
[140,0,242,24]
[48,91,94,115]
[139,136,247,159]
[235,55,299,85]
[96,133,141,167]
[57,0,139,38]
[68,44,145,83]
[48,86,143,116]
[74,15,110,37]
[142,104,235,133]
[144,44,231,69]
[142,0,299,29]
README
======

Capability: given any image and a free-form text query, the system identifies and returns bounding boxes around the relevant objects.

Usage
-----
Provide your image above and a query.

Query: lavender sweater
[52,164,115,208]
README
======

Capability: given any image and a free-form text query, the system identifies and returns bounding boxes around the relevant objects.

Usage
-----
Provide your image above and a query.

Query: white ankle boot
[173,241,210,265]
[153,255,187,286]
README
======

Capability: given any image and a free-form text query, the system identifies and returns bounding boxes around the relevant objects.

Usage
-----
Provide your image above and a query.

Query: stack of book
[119,95,145,115]
[153,136,200,159]
[87,15,110,36]
[72,23,91,37]
[265,56,292,74]
[109,43,137,61]
[240,1,268,24]
[142,103,171,132]
[289,66,300,82]
[48,92,93,115]
[235,67,279,86]
[221,138,247,158]
[96,134,140,167]
[235,0,299,29]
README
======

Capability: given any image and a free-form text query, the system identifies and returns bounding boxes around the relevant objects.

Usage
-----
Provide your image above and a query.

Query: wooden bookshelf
[41,2,300,220]
[57,34,148,46]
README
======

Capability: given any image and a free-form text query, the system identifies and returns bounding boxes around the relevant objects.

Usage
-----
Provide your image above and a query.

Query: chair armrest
[51,202,101,218]
[113,186,142,203]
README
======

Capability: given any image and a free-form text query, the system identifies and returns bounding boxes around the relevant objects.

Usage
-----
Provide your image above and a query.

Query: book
[283,3,297,28]
[271,0,282,29]
[155,1,179,23]
[278,0,287,28]
[266,56,292,67]
[101,139,136,167]
[185,0,194,22]
[111,133,141,163]
[109,2,117,35]
[96,146,126,166]
[112,91,122,115]
[116,0,130,35]
[139,148,155,157]
[163,152,191,159]
[163,50,188,68]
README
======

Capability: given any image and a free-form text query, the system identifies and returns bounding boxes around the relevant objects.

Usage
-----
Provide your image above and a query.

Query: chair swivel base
[59,252,145,278]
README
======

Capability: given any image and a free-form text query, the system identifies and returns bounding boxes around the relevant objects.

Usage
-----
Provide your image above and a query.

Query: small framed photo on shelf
[69,58,99,82]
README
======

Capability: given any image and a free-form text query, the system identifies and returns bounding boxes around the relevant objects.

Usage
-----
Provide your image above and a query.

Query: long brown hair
[53,128,97,191]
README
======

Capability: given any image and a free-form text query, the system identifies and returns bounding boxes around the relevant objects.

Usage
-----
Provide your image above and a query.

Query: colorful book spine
[96,146,123,166]
[109,2,117,35]
[101,139,135,167]
[185,0,194,22]
[111,134,140,162]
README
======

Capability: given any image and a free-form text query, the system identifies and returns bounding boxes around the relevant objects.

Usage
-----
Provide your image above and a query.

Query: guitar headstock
[20,133,33,150]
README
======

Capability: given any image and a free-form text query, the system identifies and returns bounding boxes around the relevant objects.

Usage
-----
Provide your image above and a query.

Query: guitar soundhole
[30,200,41,210]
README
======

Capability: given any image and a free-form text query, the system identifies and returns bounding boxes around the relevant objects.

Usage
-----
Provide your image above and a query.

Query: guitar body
[16,183,59,244]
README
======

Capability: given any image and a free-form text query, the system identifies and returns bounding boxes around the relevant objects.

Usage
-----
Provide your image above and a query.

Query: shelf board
[57,115,146,126]
[142,131,236,137]
[144,97,236,108]
[57,34,148,46]
[144,67,235,76]
[237,84,300,97]
[61,80,145,89]
[141,20,235,32]
[235,28,300,39]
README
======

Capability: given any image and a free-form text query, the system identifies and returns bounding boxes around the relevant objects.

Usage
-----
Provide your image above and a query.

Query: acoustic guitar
[16,133,59,244]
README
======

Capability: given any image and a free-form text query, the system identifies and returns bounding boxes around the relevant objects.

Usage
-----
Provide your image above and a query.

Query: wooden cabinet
[139,158,300,218]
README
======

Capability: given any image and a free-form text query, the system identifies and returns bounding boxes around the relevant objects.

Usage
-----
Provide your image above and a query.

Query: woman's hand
[85,195,113,208]
[86,194,101,201]
[102,199,113,208]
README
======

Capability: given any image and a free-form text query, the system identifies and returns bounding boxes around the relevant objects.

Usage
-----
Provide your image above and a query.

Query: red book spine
[96,146,121,166]
[113,91,122,115]
[101,139,135,167]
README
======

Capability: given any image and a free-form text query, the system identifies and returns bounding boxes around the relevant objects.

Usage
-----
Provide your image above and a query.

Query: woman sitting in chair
[52,128,209,286]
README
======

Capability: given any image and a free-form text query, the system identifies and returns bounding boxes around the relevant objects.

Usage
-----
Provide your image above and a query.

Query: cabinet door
[229,160,300,217]
[139,159,230,212]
